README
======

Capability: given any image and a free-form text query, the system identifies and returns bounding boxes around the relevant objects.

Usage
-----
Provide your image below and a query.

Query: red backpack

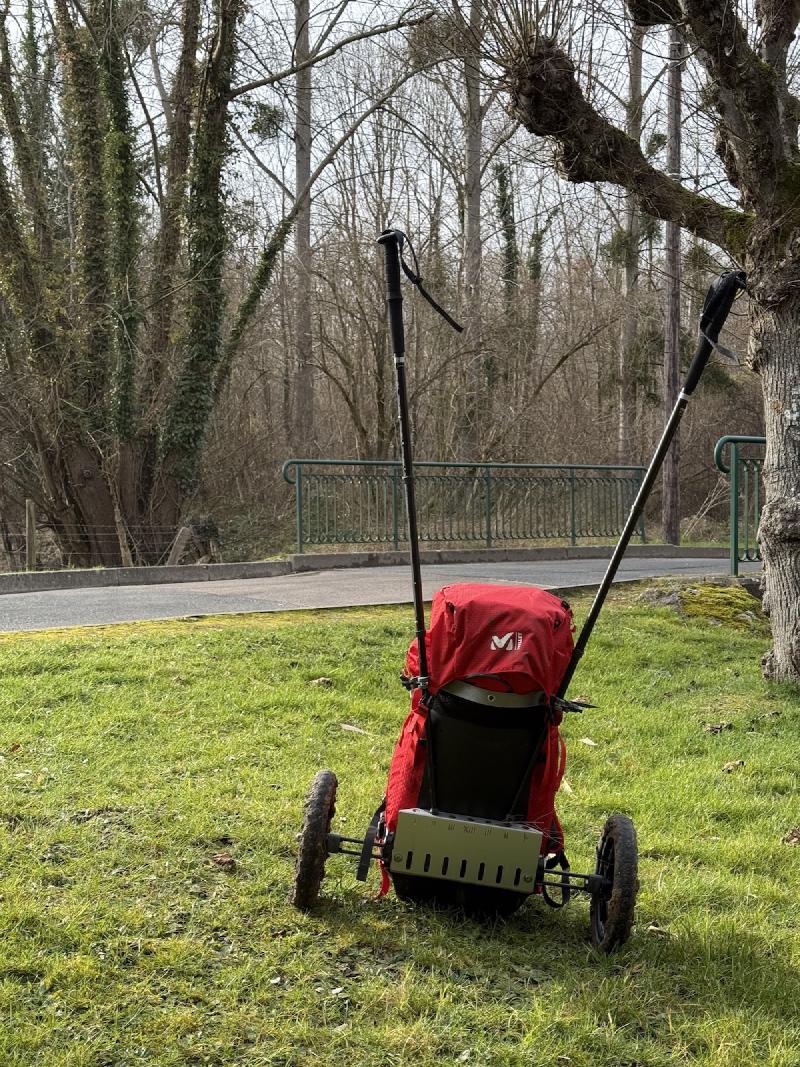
[383,583,574,870]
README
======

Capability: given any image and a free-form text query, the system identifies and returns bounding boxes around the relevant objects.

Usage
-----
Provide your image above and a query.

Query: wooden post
[25,498,36,571]
[112,499,135,567]
[0,516,15,571]
[166,526,192,566]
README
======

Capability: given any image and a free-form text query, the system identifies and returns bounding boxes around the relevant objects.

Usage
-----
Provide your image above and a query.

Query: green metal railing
[714,435,766,575]
[282,459,647,553]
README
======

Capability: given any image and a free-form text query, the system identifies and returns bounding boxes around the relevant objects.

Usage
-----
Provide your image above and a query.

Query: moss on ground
[680,581,767,629]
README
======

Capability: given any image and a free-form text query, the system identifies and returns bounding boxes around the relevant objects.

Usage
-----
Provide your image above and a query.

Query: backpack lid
[405,582,574,699]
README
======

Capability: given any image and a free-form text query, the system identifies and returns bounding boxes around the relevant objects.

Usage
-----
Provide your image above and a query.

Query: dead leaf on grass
[579,737,598,747]
[781,827,800,845]
[722,760,745,773]
[339,723,369,735]
[561,779,574,795]
[509,963,547,984]
[71,806,127,824]
[703,721,733,734]
[311,677,333,687]
[211,852,236,871]
[646,923,673,938]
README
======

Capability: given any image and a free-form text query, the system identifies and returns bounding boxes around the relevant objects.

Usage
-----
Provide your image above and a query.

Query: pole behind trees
[618,25,644,466]
[292,0,315,454]
[661,25,684,545]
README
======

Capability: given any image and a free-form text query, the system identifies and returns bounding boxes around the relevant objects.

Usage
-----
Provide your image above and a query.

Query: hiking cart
[290,229,745,952]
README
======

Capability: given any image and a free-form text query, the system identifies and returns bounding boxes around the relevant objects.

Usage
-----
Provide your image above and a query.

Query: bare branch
[149,33,173,127]
[680,0,795,197]
[123,42,164,209]
[227,10,431,100]
[231,123,293,198]
[219,63,426,385]
[756,0,800,73]
[504,35,752,255]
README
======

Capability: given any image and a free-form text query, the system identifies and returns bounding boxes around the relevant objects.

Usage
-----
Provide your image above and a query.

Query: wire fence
[0,516,215,573]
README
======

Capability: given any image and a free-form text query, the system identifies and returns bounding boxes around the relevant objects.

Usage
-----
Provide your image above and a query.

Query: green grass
[0,586,798,1066]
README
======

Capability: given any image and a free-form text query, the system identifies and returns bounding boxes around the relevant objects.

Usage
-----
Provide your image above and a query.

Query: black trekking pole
[557,269,746,700]
[377,228,463,690]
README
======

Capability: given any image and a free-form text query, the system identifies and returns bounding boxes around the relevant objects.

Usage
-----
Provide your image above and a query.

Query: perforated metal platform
[389,808,542,892]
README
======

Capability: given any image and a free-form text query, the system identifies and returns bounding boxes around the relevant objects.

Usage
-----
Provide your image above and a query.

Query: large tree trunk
[754,295,800,681]
[145,0,201,410]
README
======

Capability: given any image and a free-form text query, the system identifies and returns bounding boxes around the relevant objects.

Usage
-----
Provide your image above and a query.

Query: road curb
[288,544,728,572]
[0,560,292,596]
[0,544,730,597]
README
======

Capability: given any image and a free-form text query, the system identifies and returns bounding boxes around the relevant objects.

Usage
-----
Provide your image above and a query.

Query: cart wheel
[290,770,338,911]
[590,814,639,953]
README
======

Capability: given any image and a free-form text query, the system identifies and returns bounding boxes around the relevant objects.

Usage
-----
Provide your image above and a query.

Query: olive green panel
[390,808,542,893]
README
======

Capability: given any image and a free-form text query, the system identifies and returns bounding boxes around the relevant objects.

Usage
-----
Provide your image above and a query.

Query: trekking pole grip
[378,229,405,357]
[684,270,746,396]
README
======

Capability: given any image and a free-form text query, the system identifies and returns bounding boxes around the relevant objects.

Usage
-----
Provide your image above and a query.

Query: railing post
[730,442,739,576]
[392,465,400,549]
[714,436,766,574]
[569,471,577,546]
[295,464,304,554]
[752,461,761,563]
[637,470,646,543]
[485,466,493,548]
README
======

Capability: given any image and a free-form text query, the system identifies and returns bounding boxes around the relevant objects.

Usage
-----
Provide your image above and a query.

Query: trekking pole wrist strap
[399,255,464,333]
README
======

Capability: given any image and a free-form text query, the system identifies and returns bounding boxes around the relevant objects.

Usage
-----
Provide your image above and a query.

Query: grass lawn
[0,583,798,1067]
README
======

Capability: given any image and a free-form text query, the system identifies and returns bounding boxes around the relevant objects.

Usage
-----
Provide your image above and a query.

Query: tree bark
[507,37,752,255]
[755,297,800,681]
[159,0,242,498]
[144,0,201,410]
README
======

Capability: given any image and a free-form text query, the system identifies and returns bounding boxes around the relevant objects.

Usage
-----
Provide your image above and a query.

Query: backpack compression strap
[441,680,546,708]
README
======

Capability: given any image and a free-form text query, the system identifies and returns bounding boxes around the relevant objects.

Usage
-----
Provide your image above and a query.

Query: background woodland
[0,0,764,565]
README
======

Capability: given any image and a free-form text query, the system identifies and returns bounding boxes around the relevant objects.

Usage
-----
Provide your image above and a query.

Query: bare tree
[496,1,800,679]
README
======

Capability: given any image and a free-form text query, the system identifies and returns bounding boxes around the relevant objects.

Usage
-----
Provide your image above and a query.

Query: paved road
[0,557,759,633]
